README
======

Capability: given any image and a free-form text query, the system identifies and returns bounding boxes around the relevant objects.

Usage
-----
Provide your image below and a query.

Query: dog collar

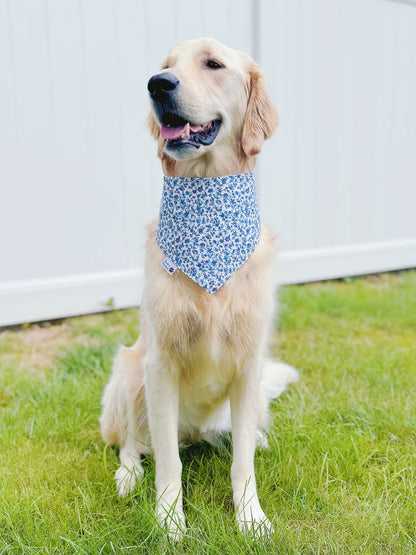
[156,172,261,293]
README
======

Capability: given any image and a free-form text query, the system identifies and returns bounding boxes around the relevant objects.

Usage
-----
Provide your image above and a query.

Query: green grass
[1,271,416,553]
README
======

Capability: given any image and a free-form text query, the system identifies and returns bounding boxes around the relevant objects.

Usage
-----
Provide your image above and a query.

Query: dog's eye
[205,59,224,70]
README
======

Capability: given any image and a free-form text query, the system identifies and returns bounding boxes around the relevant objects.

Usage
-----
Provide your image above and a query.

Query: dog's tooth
[190,123,208,133]
[184,123,190,138]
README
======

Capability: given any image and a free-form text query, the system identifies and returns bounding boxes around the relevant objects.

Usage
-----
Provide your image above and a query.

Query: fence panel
[1,0,415,325]
[257,0,416,283]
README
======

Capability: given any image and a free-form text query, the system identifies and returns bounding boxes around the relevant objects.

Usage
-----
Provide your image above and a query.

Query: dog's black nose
[147,72,180,101]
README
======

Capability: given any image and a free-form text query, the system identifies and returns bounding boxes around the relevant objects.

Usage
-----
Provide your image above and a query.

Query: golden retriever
[100,37,298,540]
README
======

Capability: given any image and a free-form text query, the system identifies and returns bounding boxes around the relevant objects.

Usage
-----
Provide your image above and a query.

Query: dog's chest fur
[152,288,261,426]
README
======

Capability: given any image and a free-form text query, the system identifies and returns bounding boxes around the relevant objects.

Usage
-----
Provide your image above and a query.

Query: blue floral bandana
[155,172,261,294]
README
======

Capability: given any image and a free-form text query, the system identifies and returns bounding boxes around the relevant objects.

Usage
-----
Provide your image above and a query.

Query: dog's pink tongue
[161,124,188,140]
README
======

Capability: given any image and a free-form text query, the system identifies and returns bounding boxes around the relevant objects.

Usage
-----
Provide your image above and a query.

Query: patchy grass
[1,271,416,553]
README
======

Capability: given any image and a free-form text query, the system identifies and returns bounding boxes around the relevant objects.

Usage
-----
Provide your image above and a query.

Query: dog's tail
[260,359,300,402]
[254,359,299,444]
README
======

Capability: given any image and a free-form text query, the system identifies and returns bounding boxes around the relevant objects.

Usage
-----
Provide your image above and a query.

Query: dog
[100,37,298,540]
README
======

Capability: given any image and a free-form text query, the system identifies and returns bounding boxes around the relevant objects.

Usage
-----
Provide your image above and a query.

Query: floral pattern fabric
[156,172,261,294]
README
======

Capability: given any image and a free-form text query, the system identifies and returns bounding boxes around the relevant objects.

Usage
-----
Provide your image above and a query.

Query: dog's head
[147,38,278,165]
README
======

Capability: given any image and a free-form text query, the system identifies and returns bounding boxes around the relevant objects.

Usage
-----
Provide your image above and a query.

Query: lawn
[1,271,416,553]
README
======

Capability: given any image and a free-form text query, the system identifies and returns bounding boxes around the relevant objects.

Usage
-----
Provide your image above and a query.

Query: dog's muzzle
[147,72,222,151]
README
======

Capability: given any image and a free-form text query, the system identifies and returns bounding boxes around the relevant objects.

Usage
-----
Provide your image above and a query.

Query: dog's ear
[241,63,279,157]
[147,112,160,140]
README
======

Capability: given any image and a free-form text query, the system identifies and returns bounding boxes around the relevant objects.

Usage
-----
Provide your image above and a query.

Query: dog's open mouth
[160,114,221,148]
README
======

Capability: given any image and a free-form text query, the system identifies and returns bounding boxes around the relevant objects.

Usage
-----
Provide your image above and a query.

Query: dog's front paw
[157,503,186,542]
[115,464,143,497]
[236,503,274,539]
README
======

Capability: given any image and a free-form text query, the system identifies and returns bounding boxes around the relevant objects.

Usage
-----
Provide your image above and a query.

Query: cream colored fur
[100,37,298,541]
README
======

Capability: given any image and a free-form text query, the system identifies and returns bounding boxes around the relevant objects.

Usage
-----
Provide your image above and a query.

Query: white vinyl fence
[1,0,415,326]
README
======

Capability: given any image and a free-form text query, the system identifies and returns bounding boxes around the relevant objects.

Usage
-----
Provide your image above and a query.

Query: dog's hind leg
[100,341,150,497]
[115,427,147,497]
